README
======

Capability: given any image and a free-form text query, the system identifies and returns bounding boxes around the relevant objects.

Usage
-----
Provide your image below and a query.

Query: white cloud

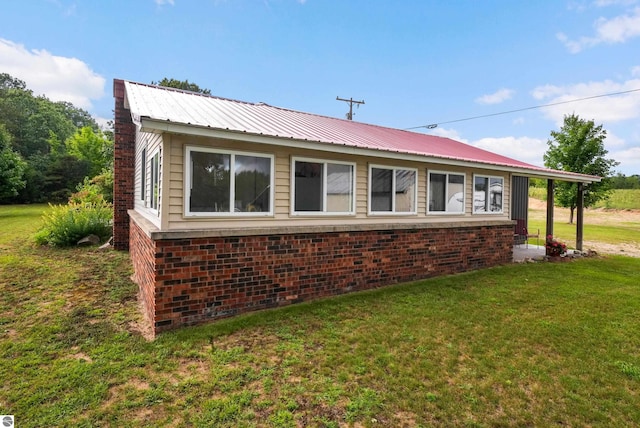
[593,0,638,7]
[558,6,640,53]
[430,127,469,144]
[631,65,640,76]
[471,136,548,167]
[531,78,640,126]
[155,0,175,5]
[610,146,640,172]
[0,38,105,110]
[475,88,514,105]
[604,130,627,148]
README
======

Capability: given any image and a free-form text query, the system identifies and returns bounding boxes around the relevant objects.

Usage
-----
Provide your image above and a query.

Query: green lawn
[1,205,640,427]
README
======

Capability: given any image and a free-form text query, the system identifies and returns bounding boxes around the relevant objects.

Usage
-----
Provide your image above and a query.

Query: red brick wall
[130,220,156,326]
[113,79,136,250]
[130,221,513,335]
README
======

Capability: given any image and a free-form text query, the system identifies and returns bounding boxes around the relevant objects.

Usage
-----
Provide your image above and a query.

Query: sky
[1,0,640,175]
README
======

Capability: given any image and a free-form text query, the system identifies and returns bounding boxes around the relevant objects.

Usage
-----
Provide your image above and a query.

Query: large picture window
[428,171,465,214]
[292,158,355,215]
[473,174,504,213]
[186,147,273,216]
[369,165,417,214]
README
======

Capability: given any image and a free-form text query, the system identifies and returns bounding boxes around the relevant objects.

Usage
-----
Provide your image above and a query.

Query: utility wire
[405,87,640,130]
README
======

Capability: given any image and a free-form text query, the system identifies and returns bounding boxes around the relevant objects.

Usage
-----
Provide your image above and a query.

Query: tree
[0,124,27,201]
[152,78,211,95]
[610,173,640,189]
[1,73,105,203]
[0,73,27,91]
[544,114,619,224]
[0,78,80,158]
[65,126,114,178]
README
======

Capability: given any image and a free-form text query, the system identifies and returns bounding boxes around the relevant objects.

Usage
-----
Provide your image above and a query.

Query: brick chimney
[112,79,135,250]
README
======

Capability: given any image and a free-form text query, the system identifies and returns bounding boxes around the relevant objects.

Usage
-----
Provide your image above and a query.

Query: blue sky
[2,0,639,174]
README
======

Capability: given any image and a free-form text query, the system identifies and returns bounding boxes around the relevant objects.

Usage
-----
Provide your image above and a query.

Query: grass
[528,216,640,247]
[594,189,640,210]
[2,205,640,426]
[529,187,640,210]
[527,187,640,248]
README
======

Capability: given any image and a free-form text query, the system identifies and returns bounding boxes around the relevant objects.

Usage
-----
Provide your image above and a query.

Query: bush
[69,169,113,205]
[34,202,113,247]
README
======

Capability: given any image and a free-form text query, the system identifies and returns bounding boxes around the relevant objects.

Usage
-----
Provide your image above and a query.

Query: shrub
[34,202,113,247]
[69,169,113,204]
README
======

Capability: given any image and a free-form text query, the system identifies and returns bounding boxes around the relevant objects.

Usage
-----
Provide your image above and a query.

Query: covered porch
[511,174,600,260]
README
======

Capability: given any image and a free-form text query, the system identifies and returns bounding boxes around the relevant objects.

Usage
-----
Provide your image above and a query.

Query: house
[113,79,600,336]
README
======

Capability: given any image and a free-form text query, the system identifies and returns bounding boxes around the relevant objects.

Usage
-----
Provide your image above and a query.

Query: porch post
[576,182,584,251]
[546,179,554,238]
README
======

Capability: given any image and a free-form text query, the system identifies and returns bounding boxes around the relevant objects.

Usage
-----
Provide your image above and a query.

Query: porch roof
[121,80,600,183]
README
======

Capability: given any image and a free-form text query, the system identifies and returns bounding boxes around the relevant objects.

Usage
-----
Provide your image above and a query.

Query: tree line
[0,73,113,204]
[0,75,217,205]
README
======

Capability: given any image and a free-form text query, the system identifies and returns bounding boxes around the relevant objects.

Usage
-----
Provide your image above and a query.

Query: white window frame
[368,164,418,215]
[148,148,160,216]
[290,157,356,216]
[184,146,274,217]
[472,174,504,214]
[140,147,146,202]
[427,170,466,215]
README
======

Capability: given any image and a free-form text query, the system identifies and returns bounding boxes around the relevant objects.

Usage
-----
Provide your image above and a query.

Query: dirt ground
[529,199,640,258]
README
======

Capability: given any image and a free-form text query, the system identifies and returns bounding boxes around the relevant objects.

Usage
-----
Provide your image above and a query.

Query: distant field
[525,195,640,257]
[529,187,640,210]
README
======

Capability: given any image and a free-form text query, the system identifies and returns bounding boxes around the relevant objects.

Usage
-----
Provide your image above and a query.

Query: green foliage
[615,361,640,380]
[44,154,92,203]
[529,178,546,188]
[70,169,114,204]
[610,173,640,189]
[34,202,113,246]
[544,114,619,223]
[0,124,27,201]
[65,127,113,178]
[0,73,102,204]
[0,72,27,91]
[152,77,212,94]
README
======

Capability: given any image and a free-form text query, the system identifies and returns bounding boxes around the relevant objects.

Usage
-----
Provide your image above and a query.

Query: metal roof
[122,80,600,183]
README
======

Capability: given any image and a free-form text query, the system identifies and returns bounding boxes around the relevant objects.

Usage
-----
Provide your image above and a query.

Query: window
[428,171,465,214]
[149,149,160,212]
[186,147,273,216]
[473,175,504,213]
[292,158,355,215]
[369,165,417,214]
[140,148,146,202]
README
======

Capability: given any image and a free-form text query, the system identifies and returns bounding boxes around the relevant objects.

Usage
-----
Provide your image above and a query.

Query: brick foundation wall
[113,79,136,250]
[130,220,156,326]
[129,218,513,335]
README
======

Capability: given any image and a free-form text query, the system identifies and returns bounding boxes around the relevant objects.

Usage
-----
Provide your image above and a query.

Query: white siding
[133,129,163,228]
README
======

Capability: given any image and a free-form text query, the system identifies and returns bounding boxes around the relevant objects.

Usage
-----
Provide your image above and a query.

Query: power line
[405,87,640,130]
[337,96,365,120]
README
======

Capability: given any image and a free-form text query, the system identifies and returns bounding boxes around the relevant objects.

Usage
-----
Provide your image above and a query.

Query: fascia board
[139,117,601,184]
